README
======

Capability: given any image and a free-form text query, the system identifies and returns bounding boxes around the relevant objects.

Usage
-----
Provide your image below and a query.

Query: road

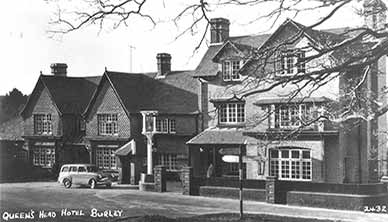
[1,182,388,222]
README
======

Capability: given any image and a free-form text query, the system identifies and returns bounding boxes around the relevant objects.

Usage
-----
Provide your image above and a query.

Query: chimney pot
[210,18,230,44]
[156,53,171,77]
[50,63,68,77]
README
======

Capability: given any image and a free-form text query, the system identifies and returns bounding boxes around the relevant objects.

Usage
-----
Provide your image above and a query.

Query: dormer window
[278,50,305,75]
[222,60,241,81]
[219,103,245,124]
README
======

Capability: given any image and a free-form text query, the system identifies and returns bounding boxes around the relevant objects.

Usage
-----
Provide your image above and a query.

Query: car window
[69,166,78,172]
[87,166,98,172]
[61,166,69,172]
[78,167,87,172]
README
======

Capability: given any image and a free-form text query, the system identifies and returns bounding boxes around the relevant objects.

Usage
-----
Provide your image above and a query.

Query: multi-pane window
[34,114,52,135]
[96,148,117,169]
[223,60,241,81]
[158,153,178,171]
[278,50,306,75]
[32,147,55,167]
[98,114,118,136]
[276,104,311,128]
[269,148,312,181]
[156,118,176,134]
[219,103,245,124]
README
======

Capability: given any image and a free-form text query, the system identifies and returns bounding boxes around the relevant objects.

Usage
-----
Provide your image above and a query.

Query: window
[69,166,77,172]
[61,166,69,172]
[32,147,55,167]
[269,148,312,181]
[158,153,178,171]
[78,167,87,172]
[276,104,312,128]
[219,103,245,124]
[156,118,176,133]
[98,114,118,136]
[278,50,306,75]
[96,148,117,169]
[34,114,52,135]
[223,60,241,81]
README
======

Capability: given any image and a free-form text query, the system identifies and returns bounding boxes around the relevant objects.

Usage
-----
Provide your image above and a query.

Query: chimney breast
[156,53,171,77]
[50,63,68,77]
[210,18,230,44]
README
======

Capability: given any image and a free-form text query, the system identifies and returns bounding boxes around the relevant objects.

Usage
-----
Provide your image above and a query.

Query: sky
[0,0,382,95]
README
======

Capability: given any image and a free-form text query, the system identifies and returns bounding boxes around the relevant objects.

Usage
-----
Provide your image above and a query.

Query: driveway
[0,182,387,222]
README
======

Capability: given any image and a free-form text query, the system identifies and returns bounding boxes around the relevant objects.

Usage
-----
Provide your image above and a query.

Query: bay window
[219,103,245,124]
[269,148,312,181]
[96,147,117,169]
[32,146,55,167]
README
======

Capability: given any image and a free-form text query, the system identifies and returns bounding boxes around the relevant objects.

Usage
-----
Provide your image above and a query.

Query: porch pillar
[146,134,153,175]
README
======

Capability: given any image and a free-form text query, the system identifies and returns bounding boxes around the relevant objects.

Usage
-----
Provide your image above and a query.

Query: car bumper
[96,178,112,186]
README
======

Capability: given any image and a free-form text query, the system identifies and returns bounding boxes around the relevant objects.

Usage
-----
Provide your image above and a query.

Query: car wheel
[106,183,111,188]
[89,179,96,189]
[63,179,72,188]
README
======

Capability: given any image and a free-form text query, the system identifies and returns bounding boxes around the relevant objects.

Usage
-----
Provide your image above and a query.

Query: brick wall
[23,86,61,137]
[86,79,131,138]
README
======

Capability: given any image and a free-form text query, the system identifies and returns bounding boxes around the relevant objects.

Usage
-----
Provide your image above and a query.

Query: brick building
[83,54,201,184]
[20,64,101,171]
[188,0,387,183]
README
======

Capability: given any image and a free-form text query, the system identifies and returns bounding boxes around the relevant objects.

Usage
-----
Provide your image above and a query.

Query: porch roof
[187,127,248,145]
[115,139,135,156]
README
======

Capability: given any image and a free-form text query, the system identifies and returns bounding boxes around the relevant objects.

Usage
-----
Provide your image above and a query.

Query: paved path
[0,182,387,222]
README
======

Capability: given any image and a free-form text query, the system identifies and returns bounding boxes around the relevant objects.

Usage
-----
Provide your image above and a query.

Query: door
[69,166,79,184]
[77,166,89,184]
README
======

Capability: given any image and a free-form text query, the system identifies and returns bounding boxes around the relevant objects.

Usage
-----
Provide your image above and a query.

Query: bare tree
[47,0,387,123]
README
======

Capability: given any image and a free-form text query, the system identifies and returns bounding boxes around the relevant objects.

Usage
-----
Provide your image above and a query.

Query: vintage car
[58,164,112,189]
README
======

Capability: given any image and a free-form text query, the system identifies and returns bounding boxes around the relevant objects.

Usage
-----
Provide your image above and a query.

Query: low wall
[200,186,266,201]
[287,191,388,211]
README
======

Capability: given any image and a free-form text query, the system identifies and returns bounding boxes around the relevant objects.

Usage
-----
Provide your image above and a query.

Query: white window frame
[33,114,53,135]
[279,50,306,75]
[269,148,312,181]
[277,104,311,128]
[156,118,176,134]
[219,103,245,124]
[223,60,241,81]
[32,146,55,168]
[98,114,118,136]
[158,153,178,171]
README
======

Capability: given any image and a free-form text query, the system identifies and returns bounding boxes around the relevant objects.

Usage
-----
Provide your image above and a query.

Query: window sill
[218,123,246,128]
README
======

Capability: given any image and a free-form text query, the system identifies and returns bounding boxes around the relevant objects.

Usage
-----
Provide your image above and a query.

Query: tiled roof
[41,75,101,114]
[193,34,271,77]
[187,127,247,145]
[193,18,366,78]
[21,75,101,117]
[106,70,200,114]
[0,116,24,141]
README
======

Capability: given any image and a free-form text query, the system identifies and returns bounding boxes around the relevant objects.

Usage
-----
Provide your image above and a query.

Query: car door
[69,166,79,184]
[77,166,88,185]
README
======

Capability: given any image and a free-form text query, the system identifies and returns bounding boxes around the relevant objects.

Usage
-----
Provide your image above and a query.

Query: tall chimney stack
[50,63,68,77]
[210,18,230,44]
[156,53,171,78]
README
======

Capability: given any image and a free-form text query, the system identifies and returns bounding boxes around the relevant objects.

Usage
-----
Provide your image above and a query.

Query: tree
[0,88,28,123]
[47,0,388,123]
